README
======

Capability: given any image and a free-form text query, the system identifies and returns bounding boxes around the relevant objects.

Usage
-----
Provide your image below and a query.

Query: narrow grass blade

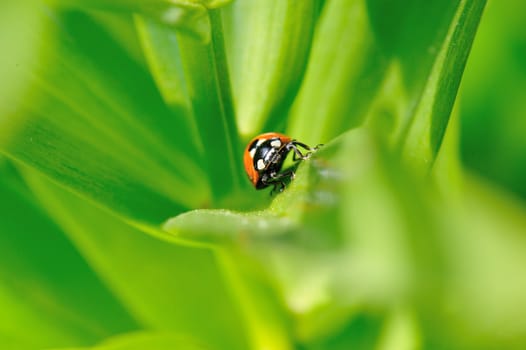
[399,0,487,172]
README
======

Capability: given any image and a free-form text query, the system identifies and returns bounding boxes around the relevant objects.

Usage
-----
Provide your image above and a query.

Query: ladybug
[243,132,321,192]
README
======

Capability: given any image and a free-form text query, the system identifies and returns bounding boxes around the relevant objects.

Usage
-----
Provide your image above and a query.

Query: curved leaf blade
[0,9,208,224]
[399,0,487,172]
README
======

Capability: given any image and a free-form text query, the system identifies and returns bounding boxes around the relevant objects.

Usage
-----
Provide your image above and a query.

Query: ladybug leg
[264,169,295,195]
[288,141,323,161]
[270,181,286,196]
[271,169,295,182]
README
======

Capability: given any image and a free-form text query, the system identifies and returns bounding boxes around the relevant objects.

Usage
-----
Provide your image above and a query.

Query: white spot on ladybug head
[249,148,256,158]
[256,138,265,147]
[256,159,266,170]
[270,139,281,148]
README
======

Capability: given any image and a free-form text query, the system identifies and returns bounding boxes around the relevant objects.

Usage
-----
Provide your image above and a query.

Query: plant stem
[177,8,241,204]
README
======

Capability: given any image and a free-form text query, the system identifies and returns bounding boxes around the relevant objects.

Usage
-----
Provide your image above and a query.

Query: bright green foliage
[400,0,485,173]
[224,0,319,137]
[0,164,138,349]
[288,0,387,145]
[1,0,526,349]
[22,168,248,350]
[1,8,208,223]
[461,0,526,199]
[51,331,216,350]
[166,129,526,348]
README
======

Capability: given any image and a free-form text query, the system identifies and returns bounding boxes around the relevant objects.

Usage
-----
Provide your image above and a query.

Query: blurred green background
[1,0,526,349]
[461,0,526,201]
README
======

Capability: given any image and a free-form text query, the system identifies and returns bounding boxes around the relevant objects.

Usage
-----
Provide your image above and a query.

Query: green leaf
[47,0,231,11]
[0,1,45,122]
[0,9,208,224]
[460,0,526,200]
[431,103,463,195]
[0,162,138,349]
[134,15,190,111]
[366,0,459,92]
[287,0,388,145]
[50,331,214,350]
[164,212,297,350]
[21,167,250,350]
[175,9,244,201]
[399,0,487,173]
[165,130,435,344]
[224,0,320,136]
[165,129,526,348]
[48,0,234,41]
[426,175,526,349]
[165,209,295,243]
[295,0,486,176]
[360,0,460,149]
[214,251,294,350]
[3,1,524,349]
